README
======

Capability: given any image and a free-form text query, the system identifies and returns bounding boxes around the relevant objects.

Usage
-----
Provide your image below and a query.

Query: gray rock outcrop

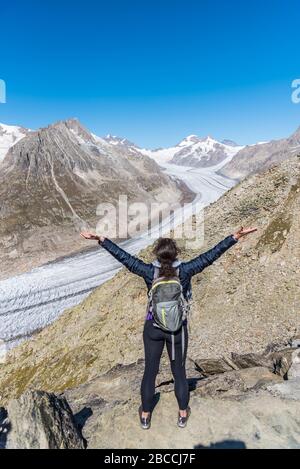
[63,346,300,449]
[6,391,85,449]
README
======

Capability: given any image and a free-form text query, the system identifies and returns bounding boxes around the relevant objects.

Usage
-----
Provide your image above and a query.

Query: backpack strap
[171,333,175,361]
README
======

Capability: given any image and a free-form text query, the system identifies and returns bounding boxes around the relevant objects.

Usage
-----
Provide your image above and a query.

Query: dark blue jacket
[100,235,238,299]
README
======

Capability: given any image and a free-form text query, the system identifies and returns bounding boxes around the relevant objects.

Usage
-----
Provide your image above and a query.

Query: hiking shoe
[177,406,191,428]
[138,405,151,430]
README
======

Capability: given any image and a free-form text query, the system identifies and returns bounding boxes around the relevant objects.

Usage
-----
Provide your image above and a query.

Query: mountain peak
[221,139,240,147]
[103,134,137,147]
[50,118,96,144]
[178,135,201,146]
[52,117,85,132]
[200,135,216,142]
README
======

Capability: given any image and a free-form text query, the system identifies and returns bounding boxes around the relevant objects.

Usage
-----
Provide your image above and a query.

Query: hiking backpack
[146,262,191,363]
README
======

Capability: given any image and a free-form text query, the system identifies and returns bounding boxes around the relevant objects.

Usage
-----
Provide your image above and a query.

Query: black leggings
[141,319,189,412]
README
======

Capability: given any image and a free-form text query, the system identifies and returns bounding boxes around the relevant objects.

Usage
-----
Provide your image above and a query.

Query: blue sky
[0,0,300,148]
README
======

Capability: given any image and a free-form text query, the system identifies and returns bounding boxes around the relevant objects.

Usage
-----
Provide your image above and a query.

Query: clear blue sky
[1,0,300,148]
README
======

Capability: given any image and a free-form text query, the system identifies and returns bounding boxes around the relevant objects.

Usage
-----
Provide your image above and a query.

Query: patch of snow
[247,141,270,147]
[139,146,179,163]
[91,133,110,146]
[0,123,28,162]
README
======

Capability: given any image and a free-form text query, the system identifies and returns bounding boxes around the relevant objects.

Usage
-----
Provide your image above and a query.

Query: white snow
[68,127,111,149]
[105,134,126,144]
[140,135,244,165]
[0,123,28,162]
[69,128,87,145]
[177,135,200,147]
[247,141,270,147]
[91,133,110,146]
[139,146,179,163]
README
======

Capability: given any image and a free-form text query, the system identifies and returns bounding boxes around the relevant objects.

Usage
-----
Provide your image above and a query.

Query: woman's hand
[233,226,257,241]
[80,231,105,242]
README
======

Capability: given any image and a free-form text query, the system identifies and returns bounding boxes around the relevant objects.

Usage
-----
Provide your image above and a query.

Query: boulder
[271,348,297,378]
[6,390,85,449]
[231,352,273,370]
[193,357,238,376]
[194,367,282,398]
[231,347,299,378]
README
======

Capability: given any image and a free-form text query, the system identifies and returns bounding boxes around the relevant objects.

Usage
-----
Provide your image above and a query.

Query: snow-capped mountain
[139,134,244,167]
[221,139,241,147]
[0,123,29,161]
[102,134,144,157]
[103,134,137,148]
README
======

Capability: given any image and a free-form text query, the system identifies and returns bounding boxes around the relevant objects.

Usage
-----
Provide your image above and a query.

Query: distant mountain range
[1,118,300,278]
[103,133,244,167]
[219,126,300,180]
[94,127,300,176]
[139,135,244,167]
[2,121,300,178]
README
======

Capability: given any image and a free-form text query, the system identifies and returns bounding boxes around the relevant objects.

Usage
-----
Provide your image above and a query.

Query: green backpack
[147,265,189,363]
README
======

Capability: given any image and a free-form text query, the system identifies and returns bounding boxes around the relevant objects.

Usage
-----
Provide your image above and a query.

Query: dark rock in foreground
[6,391,85,449]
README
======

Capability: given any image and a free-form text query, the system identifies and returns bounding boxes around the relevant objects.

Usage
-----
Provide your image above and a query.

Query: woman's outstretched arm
[181,226,257,277]
[80,232,153,281]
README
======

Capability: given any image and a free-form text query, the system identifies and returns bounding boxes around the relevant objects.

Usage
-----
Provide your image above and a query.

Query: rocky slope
[220,125,300,180]
[63,345,300,449]
[0,154,299,405]
[1,342,300,448]
[0,119,185,279]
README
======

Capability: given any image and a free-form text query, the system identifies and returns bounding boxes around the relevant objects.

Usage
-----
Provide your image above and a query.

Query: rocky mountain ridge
[220,126,300,180]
